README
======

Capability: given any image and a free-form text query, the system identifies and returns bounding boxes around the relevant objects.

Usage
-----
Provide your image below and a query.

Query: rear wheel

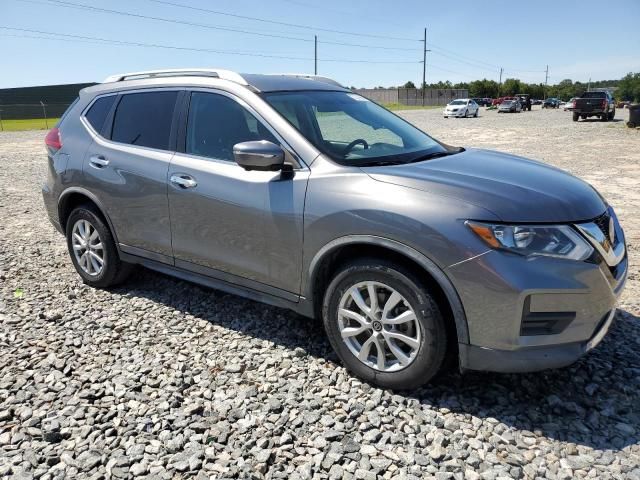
[609,109,615,120]
[601,113,609,122]
[572,112,579,122]
[322,259,447,389]
[66,205,132,288]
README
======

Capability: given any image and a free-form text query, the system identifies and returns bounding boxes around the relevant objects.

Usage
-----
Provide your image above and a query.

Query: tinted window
[85,96,115,133]
[111,91,178,150]
[186,92,278,161]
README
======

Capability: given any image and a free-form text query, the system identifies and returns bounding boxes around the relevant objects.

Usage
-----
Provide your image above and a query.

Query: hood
[362,148,606,223]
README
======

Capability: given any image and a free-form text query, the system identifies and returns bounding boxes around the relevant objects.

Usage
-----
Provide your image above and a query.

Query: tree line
[367,72,639,101]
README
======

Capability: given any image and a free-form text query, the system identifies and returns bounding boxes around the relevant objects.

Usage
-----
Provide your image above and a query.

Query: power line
[0,26,420,64]
[17,0,419,52]
[146,0,420,42]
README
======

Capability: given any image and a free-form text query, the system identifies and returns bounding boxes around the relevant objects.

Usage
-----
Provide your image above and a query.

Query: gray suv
[42,69,627,389]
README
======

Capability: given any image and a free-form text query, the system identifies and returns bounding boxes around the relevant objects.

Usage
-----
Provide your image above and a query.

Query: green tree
[402,81,416,89]
[616,72,640,101]
[501,78,523,96]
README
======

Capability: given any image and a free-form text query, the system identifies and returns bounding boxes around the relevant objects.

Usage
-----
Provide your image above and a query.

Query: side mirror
[233,140,285,171]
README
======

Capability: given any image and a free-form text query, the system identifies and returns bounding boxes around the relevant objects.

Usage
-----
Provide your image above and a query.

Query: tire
[609,109,615,120]
[474,109,478,117]
[572,112,579,122]
[66,204,132,288]
[322,258,447,390]
[463,109,468,118]
[601,113,608,122]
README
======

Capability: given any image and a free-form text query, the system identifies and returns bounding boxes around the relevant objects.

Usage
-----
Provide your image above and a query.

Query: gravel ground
[0,107,639,479]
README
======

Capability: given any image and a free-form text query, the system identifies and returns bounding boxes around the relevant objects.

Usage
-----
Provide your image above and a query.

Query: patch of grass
[382,103,441,111]
[0,118,60,132]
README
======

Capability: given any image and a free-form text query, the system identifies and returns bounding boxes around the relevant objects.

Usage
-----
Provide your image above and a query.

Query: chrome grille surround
[575,207,625,267]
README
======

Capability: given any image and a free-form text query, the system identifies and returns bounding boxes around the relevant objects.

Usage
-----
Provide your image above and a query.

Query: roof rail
[102,68,248,85]
[266,73,345,88]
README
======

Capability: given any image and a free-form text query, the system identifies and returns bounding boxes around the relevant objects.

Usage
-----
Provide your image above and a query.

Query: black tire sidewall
[322,261,447,390]
[66,206,119,287]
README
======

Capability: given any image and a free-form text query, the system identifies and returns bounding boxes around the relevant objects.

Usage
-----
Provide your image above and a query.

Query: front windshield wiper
[355,147,465,168]
[407,147,465,164]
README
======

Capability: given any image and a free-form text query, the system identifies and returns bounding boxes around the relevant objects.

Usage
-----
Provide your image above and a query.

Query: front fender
[305,234,470,345]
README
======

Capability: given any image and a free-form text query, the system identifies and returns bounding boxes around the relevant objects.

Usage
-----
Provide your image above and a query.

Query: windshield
[449,100,466,105]
[262,90,450,166]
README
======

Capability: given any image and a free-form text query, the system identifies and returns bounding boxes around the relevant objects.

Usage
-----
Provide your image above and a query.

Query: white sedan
[443,99,479,118]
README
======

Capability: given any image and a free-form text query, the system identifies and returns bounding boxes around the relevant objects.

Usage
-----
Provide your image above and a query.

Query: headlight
[466,221,593,261]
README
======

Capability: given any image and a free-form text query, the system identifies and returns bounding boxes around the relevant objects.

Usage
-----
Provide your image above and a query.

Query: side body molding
[305,235,470,345]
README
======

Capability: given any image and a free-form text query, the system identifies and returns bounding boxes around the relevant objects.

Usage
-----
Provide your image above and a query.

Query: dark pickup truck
[572,91,616,122]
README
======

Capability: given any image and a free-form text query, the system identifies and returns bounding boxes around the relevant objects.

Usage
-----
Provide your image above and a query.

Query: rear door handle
[170,174,197,189]
[89,155,109,168]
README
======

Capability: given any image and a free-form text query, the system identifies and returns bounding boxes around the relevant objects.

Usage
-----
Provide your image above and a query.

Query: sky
[1,0,639,89]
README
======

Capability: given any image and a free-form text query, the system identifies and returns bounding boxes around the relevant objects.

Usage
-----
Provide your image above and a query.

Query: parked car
[43,69,627,389]
[542,98,560,109]
[532,99,543,105]
[472,98,491,107]
[497,99,522,113]
[572,91,616,121]
[492,96,515,106]
[443,98,479,118]
[563,97,578,111]
[515,94,532,111]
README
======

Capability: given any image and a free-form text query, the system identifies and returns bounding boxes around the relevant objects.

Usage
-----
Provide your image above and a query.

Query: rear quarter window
[111,91,178,150]
[84,96,116,133]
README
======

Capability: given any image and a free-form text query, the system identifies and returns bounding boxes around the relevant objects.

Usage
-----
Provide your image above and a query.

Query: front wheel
[322,259,447,389]
[474,109,478,117]
[66,205,132,288]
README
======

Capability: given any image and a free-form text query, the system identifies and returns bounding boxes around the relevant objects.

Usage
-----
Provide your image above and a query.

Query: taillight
[572,100,576,108]
[601,99,607,108]
[45,127,62,153]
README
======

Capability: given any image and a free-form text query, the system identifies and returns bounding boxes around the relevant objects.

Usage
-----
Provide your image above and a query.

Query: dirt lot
[0,107,638,479]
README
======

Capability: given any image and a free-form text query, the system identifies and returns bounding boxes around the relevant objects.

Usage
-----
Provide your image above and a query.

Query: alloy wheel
[338,281,421,372]
[71,219,104,276]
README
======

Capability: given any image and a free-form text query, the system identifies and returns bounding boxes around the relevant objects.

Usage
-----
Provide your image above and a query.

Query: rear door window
[85,96,116,133]
[111,91,178,150]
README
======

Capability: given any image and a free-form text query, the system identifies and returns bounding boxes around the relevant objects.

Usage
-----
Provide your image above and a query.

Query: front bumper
[448,218,627,373]
[444,110,465,117]
[459,308,616,372]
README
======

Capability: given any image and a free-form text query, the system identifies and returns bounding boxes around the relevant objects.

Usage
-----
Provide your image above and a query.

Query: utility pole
[587,77,591,92]
[544,65,549,99]
[314,35,317,75]
[498,67,503,94]
[421,28,430,106]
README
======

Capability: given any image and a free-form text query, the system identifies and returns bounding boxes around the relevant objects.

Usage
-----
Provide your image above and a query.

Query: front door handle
[89,155,109,168]
[170,174,197,189]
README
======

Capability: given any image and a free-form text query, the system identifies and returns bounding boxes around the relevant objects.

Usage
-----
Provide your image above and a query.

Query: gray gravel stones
[1,112,640,479]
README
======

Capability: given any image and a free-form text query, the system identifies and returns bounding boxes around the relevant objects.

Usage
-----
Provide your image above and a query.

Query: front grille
[593,210,611,240]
